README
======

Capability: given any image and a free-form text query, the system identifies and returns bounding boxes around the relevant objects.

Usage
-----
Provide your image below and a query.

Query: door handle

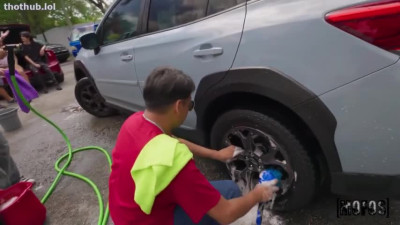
[120,54,133,61]
[193,47,223,57]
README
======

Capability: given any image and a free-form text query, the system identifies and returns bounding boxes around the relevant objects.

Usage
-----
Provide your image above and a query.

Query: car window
[207,0,245,15]
[101,0,144,45]
[147,0,208,33]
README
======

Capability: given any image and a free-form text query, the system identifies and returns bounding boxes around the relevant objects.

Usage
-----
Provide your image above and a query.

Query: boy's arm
[176,137,235,162]
[208,180,278,225]
[170,160,279,225]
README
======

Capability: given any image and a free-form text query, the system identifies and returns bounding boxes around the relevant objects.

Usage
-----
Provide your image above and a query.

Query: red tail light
[326,0,400,51]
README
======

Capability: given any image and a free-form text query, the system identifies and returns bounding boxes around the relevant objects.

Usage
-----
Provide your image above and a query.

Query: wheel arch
[73,60,115,117]
[194,68,342,179]
[74,60,93,82]
[74,60,104,99]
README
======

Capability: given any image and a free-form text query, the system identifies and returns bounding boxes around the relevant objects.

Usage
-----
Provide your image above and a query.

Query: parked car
[34,38,70,63]
[74,0,400,211]
[69,24,98,57]
[0,24,64,90]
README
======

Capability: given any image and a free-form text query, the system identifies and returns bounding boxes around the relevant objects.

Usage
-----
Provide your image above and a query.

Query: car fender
[195,67,342,175]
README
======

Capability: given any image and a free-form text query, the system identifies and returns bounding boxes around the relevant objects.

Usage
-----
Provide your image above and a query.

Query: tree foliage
[0,0,103,35]
[84,0,109,14]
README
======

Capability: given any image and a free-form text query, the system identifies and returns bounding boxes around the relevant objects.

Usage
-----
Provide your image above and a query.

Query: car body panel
[132,4,247,128]
[233,0,399,96]
[75,0,400,194]
[230,0,400,175]
[78,41,144,112]
[320,59,400,175]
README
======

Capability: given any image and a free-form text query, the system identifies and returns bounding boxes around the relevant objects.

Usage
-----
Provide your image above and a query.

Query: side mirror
[80,33,100,50]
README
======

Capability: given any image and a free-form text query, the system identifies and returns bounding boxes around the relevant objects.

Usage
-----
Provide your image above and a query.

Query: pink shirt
[0,56,7,68]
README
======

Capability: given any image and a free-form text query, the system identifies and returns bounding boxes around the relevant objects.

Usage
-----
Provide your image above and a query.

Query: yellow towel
[131,134,193,214]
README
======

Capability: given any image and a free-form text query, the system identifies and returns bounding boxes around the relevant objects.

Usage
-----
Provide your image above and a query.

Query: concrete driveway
[3,61,399,225]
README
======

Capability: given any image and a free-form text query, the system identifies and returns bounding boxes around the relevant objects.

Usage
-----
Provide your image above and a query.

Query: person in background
[0,30,31,106]
[0,131,34,189]
[19,31,61,94]
[0,30,30,83]
[0,49,16,107]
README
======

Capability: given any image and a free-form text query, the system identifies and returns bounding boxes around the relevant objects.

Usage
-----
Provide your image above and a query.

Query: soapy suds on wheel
[231,206,285,225]
[230,165,253,194]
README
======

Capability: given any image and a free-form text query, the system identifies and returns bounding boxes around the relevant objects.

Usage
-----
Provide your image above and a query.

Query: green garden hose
[9,70,111,225]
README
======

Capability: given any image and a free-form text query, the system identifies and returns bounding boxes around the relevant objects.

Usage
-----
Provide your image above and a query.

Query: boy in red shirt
[109,67,278,225]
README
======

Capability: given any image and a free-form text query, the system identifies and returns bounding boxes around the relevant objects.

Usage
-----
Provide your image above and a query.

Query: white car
[74,0,400,210]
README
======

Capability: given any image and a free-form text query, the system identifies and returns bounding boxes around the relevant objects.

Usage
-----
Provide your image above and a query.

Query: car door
[132,0,246,128]
[83,0,146,112]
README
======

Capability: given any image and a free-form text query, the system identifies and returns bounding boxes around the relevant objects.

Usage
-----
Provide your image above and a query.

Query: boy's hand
[253,179,279,202]
[215,145,236,162]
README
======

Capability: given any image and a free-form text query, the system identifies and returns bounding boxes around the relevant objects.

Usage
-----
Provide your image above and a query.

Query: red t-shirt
[109,112,221,225]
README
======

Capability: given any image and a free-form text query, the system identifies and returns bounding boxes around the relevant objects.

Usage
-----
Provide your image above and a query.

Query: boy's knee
[225,180,242,198]
[211,180,242,199]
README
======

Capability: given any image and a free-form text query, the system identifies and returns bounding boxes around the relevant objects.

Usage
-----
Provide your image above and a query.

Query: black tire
[75,77,117,117]
[210,109,316,211]
[55,72,64,83]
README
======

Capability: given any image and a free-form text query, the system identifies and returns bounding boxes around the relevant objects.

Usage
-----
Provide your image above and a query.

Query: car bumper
[320,58,400,175]
[332,172,400,198]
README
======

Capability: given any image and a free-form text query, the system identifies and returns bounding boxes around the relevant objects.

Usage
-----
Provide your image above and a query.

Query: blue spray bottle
[256,169,282,225]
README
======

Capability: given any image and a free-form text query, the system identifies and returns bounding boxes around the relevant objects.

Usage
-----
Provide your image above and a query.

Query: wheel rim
[80,83,109,114]
[224,126,295,195]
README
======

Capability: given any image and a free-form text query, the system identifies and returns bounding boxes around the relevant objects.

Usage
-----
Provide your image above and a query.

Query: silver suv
[74,0,400,210]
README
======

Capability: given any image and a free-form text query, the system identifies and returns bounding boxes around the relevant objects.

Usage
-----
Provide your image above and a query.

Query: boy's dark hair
[144,67,195,112]
[20,31,33,41]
